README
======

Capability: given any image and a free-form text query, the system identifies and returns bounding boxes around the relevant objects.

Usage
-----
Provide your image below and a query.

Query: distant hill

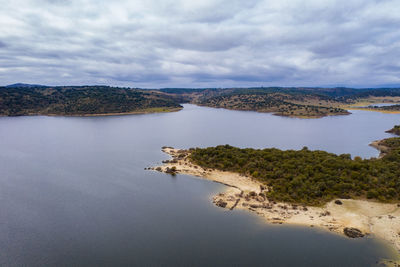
[2,85,400,117]
[185,87,400,118]
[0,86,182,116]
[5,83,48,88]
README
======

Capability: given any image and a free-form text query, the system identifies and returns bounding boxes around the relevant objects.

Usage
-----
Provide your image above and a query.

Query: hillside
[0,86,182,116]
[194,92,349,118]
[183,87,400,118]
[2,85,400,117]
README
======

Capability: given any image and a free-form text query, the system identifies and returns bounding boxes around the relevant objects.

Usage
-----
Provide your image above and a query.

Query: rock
[250,204,261,209]
[256,196,265,202]
[343,227,364,238]
[215,199,227,208]
[263,204,273,209]
[320,211,331,216]
[249,191,257,197]
[260,185,266,191]
[155,167,162,171]
[334,200,343,205]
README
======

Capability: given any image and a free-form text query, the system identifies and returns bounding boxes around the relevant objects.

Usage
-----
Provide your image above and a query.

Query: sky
[0,0,399,88]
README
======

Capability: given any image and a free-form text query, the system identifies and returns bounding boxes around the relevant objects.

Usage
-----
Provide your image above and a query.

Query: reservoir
[0,104,399,266]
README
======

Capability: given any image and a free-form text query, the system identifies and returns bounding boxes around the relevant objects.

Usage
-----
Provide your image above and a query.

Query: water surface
[0,104,399,266]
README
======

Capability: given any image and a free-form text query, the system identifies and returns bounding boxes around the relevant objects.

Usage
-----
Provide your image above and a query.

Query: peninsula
[150,129,400,253]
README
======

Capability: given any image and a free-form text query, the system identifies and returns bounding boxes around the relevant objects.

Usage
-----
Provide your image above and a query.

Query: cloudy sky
[0,0,399,88]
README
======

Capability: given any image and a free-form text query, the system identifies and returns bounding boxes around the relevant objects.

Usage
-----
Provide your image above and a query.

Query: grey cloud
[0,0,399,87]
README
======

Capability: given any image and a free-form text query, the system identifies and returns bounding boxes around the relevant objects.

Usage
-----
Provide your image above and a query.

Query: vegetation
[0,86,182,116]
[364,104,400,112]
[195,92,349,117]
[188,87,400,118]
[189,136,400,206]
[387,125,400,136]
[2,85,400,117]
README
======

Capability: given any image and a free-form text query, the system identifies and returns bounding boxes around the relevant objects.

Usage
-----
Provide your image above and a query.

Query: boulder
[320,211,331,216]
[334,200,343,205]
[256,196,265,202]
[249,191,257,197]
[263,204,273,209]
[343,227,364,238]
[215,199,227,208]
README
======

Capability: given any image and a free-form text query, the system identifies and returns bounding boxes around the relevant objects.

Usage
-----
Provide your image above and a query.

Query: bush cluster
[190,140,400,206]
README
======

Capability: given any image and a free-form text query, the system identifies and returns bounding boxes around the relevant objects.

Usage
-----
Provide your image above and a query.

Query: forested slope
[0,86,182,116]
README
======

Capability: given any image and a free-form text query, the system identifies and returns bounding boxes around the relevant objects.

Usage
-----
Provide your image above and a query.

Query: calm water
[0,104,399,266]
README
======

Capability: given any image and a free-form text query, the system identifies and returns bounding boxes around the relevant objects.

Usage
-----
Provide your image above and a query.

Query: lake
[0,104,399,266]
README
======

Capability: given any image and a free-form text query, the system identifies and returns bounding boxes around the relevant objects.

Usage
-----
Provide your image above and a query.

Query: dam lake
[0,104,399,266]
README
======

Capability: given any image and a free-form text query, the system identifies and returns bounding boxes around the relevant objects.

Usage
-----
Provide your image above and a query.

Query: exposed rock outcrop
[343,227,364,238]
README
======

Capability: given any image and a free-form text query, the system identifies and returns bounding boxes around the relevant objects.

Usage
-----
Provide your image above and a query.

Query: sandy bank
[150,147,400,254]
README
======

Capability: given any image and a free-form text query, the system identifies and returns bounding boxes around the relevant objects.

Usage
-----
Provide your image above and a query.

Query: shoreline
[345,107,400,114]
[150,147,400,256]
[0,107,183,117]
[370,140,391,158]
[195,104,350,119]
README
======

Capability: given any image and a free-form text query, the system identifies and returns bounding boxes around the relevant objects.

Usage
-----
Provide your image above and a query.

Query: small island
[150,129,400,253]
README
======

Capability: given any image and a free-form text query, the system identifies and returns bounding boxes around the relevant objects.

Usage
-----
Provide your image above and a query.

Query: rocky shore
[370,140,392,158]
[149,147,400,254]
